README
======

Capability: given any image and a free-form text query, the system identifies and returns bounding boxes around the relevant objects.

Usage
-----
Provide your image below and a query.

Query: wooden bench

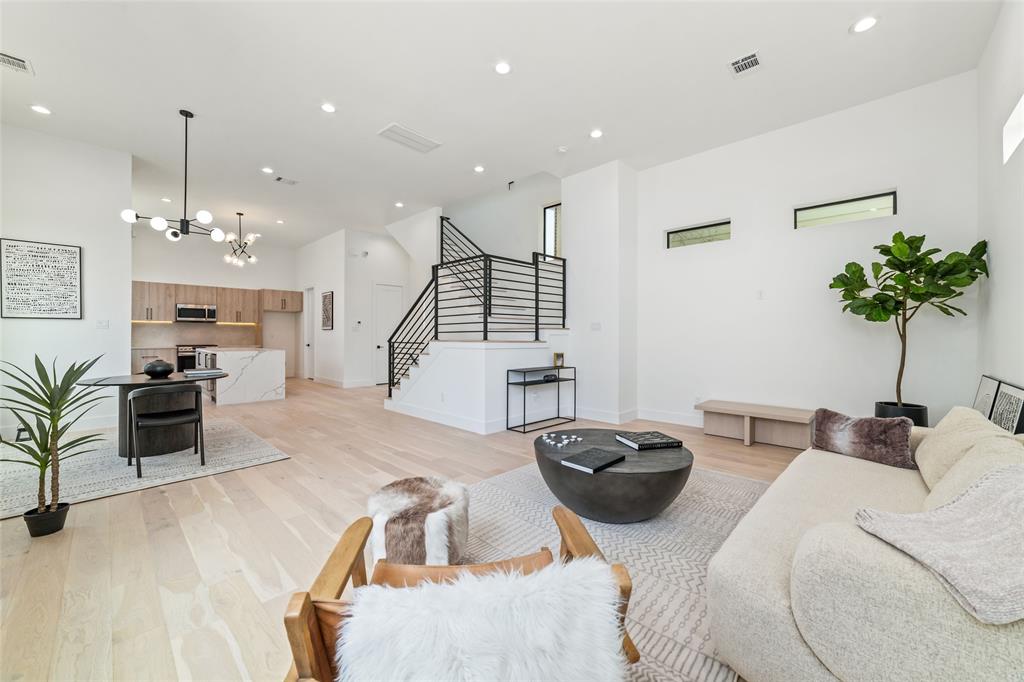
[695,400,815,450]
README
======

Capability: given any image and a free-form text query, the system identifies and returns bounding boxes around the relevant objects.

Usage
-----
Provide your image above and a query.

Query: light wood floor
[0,379,799,681]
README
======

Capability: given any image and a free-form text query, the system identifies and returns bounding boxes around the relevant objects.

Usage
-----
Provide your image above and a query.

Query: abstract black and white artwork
[321,291,334,330]
[991,382,1024,434]
[1,239,82,319]
[972,375,1001,419]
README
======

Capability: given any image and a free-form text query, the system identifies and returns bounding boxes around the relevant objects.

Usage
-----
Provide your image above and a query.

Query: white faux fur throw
[336,557,627,681]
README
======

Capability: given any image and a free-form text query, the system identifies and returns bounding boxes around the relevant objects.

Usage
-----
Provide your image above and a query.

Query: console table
[506,365,576,433]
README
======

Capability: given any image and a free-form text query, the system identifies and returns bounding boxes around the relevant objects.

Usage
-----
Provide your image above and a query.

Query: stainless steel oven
[176,303,217,322]
[176,344,216,372]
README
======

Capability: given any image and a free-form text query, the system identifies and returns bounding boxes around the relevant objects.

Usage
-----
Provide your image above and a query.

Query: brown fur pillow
[813,408,916,469]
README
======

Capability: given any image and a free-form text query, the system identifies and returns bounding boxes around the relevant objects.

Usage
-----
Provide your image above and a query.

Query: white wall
[1,125,132,433]
[635,72,980,426]
[976,2,1024,384]
[295,229,346,385]
[444,172,561,260]
[385,207,440,290]
[342,229,410,388]
[132,226,296,289]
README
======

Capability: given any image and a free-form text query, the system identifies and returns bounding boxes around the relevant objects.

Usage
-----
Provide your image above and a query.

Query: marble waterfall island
[197,347,285,405]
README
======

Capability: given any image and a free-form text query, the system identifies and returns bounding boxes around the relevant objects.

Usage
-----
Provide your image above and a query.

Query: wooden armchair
[284,505,639,681]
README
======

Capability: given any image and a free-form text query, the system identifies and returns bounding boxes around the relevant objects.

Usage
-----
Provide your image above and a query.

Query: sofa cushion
[924,436,1024,510]
[708,449,927,682]
[812,408,914,468]
[915,407,1006,488]
[791,522,1024,682]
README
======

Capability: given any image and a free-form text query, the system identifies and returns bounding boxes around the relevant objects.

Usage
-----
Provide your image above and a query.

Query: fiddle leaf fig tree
[829,232,988,406]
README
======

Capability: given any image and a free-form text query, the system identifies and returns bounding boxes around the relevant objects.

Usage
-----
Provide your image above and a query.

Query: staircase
[388,217,566,397]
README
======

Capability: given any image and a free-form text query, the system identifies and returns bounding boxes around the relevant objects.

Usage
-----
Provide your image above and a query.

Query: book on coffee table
[560,448,625,474]
[615,431,682,450]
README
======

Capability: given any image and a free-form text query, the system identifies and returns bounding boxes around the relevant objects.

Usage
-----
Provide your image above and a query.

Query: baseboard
[384,400,488,435]
[576,407,638,424]
[342,379,376,389]
[636,408,703,428]
[313,377,343,388]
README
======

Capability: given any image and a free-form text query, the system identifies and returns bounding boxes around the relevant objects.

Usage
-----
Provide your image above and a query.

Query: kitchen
[131,281,302,404]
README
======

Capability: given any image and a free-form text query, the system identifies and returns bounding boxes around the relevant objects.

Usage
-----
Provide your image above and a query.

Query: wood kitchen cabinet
[174,284,217,306]
[261,289,303,312]
[131,348,176,373]
[217,287,259,323]
[131,281,176,321]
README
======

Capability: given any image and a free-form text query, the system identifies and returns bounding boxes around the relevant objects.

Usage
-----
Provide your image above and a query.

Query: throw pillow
[924,436,1024,510]
[915,406,1008,489]
[812,408,914,469]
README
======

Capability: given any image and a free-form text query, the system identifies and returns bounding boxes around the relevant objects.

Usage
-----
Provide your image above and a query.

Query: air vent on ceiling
[378,122,442,153]
[0,52,34,75]
[274,176,299,186]
[730,51,761,78]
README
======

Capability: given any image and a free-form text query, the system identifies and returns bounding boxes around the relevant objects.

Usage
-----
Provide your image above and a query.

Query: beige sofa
[708,408,1024,681]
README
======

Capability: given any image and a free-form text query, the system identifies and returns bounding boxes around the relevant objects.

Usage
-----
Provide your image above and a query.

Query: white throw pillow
[915,406,1008,489]
[336,557,626,682]
[924,437,1024,510]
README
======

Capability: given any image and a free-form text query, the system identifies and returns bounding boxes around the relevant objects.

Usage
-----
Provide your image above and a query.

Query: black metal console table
[506,365,576,433]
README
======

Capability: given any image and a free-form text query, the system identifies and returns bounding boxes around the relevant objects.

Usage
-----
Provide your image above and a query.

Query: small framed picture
[553,352,564,368]
[991,382,1024,434]
[972,375,1001,418]
[321,291,334,330]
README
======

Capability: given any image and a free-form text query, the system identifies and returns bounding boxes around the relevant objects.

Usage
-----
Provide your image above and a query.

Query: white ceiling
[1,1,1001,247]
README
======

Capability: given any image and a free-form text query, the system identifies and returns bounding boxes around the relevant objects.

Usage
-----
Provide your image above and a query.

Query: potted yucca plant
[0,356,106,536]
[829,233,987,426]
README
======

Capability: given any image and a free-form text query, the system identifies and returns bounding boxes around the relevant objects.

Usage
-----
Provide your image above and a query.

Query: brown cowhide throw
[368,477,469,566]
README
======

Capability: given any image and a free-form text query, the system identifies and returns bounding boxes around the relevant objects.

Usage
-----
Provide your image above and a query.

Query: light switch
[590,322,602,331]
[95,319,110,329]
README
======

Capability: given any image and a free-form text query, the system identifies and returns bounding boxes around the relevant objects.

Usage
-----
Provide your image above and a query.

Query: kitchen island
[195,347,285,405]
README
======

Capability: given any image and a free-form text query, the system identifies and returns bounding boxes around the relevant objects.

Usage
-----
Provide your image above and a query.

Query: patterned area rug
[466,464,768,682]
[0,419,288,519]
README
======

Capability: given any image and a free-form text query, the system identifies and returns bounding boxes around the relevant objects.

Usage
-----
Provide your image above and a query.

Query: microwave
[176,303,217,322]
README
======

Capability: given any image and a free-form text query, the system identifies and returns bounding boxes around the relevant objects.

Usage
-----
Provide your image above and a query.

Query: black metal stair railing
[387,217,566,397]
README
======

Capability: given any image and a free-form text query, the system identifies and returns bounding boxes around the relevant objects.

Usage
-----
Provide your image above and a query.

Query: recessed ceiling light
[557,145,569,154]
[30,104,51,115]
[160,197,172,203]
[276,219,284,224]
[474,165,485,173]
[395,202,404,208]
[261,167,274,174]
[494,61,511,75]
[851,16,878,33]
[321,102,336,113]
[590,128,603,139]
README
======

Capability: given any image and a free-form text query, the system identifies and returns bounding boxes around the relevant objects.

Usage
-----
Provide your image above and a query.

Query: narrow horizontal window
[666,220,731,249]
[794,191,896,229]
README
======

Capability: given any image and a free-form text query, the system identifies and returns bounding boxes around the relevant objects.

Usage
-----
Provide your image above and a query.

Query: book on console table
[183,368,223,377]
[560,448,625,474]
[615,431,682,450]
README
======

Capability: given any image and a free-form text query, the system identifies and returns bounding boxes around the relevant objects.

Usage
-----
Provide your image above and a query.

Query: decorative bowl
[143,359,174,379]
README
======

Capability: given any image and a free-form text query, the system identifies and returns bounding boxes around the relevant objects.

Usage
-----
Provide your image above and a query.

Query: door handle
[306,343,310,347]
[376,345,382,349]
[281,297,286,310]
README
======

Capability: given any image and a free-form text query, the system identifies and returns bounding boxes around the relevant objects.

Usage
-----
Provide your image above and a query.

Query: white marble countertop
[197,347,283,353]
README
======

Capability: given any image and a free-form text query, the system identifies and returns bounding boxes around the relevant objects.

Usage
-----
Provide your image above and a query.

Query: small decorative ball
[143,359,174,379]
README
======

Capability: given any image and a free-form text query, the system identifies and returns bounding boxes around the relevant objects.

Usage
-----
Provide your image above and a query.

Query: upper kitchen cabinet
[131,281,175,321]
[218,287,259,323]
[175,284,217,306]
[262,289,303,312]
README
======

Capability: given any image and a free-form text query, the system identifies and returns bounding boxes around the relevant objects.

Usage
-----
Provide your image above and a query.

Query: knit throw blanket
[855,464,1024,625]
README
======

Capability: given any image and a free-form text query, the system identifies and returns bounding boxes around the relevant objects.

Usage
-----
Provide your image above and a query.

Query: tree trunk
[895,308,908,406]
[49,421,59,512]
[37,466,46,514]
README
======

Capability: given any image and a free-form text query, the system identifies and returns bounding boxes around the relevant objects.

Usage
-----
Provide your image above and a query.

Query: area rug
[466,464,769,682]
[0,418,289,519]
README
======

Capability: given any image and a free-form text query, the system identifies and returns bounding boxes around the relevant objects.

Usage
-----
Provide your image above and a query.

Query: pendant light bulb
[195,209,213,225]
[165,229,181,242]
[223,253,233,263]
[244,232,256,244]
[210,228,225,243]
[247,254,258,263]
[151,216,168,232]
[120,209,138,224]
[226,232,238,243]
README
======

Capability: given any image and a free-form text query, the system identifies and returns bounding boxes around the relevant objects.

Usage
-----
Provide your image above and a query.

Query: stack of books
[183,368,222,378]
[561,448,625,474]
[615,431,682,450]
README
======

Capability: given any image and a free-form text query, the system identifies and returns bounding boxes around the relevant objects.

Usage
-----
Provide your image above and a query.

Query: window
[666,220,731,249]
[794,191,896,229]
[1004,91,1024,164]
[543,203,562,257]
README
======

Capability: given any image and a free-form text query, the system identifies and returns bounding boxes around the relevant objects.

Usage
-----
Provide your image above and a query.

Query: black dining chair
[126,384,206,478]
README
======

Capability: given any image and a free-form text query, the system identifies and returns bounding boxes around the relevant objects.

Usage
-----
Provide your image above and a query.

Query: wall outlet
[95,319,109,329]
[590,321,602,331]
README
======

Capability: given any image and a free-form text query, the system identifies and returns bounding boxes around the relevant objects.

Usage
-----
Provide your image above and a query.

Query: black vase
[23,502,70,537]
[875,401,929,427]
[143,359,174,379]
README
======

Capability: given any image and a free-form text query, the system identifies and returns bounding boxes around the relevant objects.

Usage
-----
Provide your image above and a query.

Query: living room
[1,1,1022,681]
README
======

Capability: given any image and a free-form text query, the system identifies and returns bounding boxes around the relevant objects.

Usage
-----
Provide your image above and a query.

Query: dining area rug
[0,418,289,519]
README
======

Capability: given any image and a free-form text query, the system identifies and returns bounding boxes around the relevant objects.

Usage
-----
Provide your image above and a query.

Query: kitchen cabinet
[131,281,175,321]
[175,284,217,306]
[217,287,259,323]
[261,289,303,312]
[131,347,176,373]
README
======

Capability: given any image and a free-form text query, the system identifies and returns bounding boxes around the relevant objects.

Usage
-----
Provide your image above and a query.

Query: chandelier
[118,109,259,266]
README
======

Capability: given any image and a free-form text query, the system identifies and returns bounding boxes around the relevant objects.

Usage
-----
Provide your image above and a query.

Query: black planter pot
[875,401,929,427]
[23,502,70,537]
[143,359,174,379]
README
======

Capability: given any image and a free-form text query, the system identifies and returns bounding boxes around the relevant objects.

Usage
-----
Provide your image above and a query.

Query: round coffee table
[534,428,694,523]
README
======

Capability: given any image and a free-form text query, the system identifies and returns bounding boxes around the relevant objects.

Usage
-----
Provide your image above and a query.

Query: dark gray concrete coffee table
[534,428,694,523]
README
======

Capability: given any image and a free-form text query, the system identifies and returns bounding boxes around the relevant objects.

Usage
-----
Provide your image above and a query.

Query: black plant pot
[875,401,929,427]
[143,359,174,379]
[23,502,70,537]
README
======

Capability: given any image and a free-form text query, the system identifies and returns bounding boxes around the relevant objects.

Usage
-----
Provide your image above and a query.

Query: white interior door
[373,284,405,385]
[303,287,315,379]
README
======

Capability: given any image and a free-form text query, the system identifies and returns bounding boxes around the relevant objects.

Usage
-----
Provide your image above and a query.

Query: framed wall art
[1,238,82,319]
[321,291,334,330]
[990,381,1024,434]
[972,375,1001,419]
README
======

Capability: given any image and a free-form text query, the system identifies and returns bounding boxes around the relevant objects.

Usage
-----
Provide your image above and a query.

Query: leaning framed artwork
[990,381,1024,434]
[972,375,1001,419]
[321,291,334,330]
[0,238,82,319]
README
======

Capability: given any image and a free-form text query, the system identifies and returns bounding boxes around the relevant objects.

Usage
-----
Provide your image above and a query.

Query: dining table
[78,372,228,458]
